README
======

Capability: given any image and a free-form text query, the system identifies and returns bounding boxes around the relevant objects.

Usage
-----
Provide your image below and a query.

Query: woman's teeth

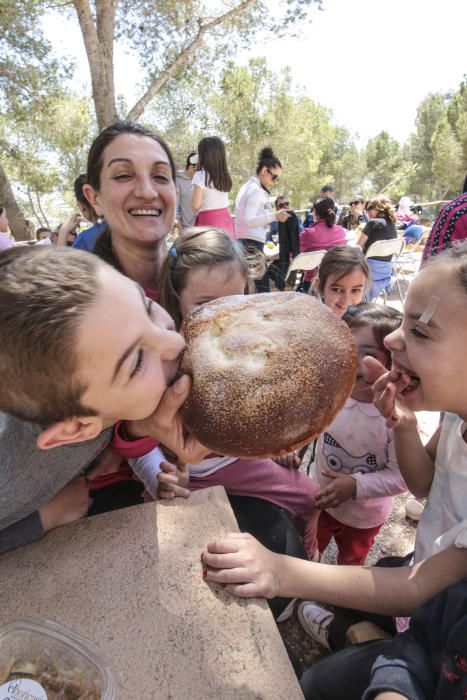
[130,209,161,216]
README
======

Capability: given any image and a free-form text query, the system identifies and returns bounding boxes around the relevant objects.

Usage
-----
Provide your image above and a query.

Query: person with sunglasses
[342,195,369,231]
[235,147,290,292]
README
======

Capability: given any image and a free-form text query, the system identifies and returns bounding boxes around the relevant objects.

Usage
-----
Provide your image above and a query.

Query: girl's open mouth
[392,361,421,394]
[402,374,421,393]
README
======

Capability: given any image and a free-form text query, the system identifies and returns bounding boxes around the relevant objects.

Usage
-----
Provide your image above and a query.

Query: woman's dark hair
[197,136,232,192]
[256,147,282,175]
[186,151,197,169]
[313,197,336,228]
[86,120,176,190]
[343,302,402,368]
[86,121,176,270]
[0,204,4,215]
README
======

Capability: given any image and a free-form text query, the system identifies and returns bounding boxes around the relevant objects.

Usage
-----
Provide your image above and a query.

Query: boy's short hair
[0,246,103,424]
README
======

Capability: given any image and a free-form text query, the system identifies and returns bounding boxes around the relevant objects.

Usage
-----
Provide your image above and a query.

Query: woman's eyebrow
[107,158,171,167]
[107,157,132,167]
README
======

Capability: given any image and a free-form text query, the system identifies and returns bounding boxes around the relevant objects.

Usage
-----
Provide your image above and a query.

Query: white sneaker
[405,496,425,521]
[297,601,333,649]
[276,598,296,623]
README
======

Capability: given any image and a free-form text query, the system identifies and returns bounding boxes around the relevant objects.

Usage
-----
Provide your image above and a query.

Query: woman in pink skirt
[191,136,235,237]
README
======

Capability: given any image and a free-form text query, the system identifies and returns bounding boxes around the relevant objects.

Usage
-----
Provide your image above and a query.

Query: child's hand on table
[315,471,356,509]
[202,532,281,599]
[157,461,190,500]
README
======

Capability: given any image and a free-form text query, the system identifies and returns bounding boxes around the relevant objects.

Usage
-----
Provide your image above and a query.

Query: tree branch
[126,0,256,122]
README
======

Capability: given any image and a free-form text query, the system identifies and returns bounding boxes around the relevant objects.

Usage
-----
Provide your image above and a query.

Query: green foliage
[364,131,415,200]
[431,117,463,197]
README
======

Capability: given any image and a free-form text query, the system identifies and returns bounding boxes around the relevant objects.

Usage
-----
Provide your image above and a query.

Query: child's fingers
[315,492,338,509]
[374,381,397,417]
[205,532,252,556]
[158,488,175,500]
[362,355,387,384]
[157,472,179,485]
[161,484,190,498]
[222,583,262,598]
[372,370,393,395]
[159,461,178,475]
[320,468,338,480]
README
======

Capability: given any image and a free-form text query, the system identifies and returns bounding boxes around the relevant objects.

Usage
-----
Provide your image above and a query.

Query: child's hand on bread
[272,451,301,469]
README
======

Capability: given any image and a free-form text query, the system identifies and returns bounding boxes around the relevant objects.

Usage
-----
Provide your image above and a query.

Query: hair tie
[169,247,178,258]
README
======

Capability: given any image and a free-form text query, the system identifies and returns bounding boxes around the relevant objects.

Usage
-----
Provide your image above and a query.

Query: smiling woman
[83,121,177,296]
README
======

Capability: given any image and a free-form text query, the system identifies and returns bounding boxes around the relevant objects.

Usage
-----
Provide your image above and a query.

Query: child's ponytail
[313,197,336,228]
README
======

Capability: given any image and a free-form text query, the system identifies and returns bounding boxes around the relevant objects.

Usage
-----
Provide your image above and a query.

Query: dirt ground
[277,409,440,670]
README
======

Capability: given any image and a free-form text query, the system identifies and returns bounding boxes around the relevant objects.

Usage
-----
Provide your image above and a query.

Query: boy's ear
[82,183,103,217]
[36,416,104,450]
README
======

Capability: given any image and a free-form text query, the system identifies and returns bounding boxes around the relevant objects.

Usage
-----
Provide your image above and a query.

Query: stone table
[0,486,303,699]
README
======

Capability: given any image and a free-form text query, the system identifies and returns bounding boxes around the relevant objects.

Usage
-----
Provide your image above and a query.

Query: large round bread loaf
[180,292,357,458]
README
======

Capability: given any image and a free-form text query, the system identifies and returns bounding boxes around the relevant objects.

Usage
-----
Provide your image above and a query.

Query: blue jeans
[300,640,392,700]
[239,238,270,292]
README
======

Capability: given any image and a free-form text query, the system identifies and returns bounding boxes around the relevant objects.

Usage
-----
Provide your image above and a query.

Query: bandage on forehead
[419,295,440,324]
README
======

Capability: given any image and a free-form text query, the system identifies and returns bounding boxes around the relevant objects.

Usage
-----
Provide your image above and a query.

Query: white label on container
[0,679,48,699]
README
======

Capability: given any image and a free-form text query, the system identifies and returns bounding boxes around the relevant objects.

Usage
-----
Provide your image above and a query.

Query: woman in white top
[235,147,290,292]
[191,136,234,237]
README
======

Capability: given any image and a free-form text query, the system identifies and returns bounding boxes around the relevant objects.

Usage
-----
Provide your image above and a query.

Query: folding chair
[285,250,326,289]
[365,238,405,302]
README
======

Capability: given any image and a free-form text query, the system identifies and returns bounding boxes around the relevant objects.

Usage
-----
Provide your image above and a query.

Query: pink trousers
[189,458,320,556]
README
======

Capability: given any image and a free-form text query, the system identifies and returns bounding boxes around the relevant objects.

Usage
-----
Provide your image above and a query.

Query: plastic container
[0,618,117,699]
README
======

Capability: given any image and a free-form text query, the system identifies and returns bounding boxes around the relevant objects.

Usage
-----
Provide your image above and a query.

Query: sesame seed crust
[180,292,357,458]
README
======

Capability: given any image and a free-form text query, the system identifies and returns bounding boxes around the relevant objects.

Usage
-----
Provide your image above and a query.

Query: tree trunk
[27,187,42,227]
[0,160,32,240]
[35,190,50,228]
[73,0,119,130]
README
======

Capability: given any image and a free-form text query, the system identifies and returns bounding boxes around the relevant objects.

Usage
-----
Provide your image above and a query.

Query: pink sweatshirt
[299,220,347,281]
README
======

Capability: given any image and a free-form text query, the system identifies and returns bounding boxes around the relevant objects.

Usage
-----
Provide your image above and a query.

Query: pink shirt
[313,398,406,529]
[299,220,347,281]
